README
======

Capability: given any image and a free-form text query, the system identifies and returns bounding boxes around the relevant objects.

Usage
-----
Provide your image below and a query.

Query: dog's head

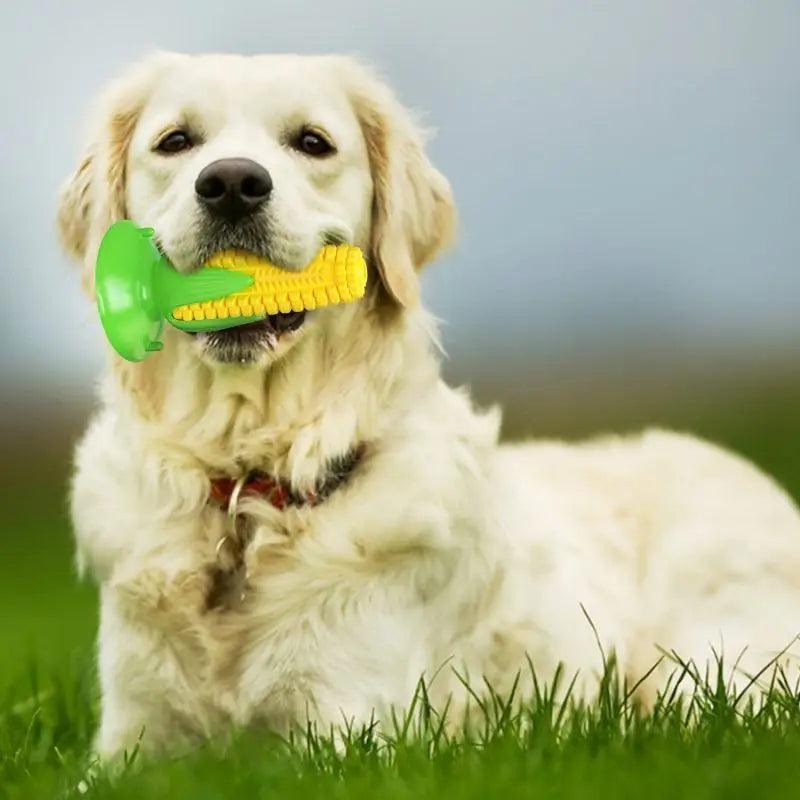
[58,52,455,368]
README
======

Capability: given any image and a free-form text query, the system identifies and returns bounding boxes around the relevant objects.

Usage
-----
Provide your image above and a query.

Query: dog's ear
[57,53,175,294]
[343,59,456,308]
[57,151,95,268]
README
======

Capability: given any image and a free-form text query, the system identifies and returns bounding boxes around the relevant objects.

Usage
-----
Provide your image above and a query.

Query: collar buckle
[214,473,248,574]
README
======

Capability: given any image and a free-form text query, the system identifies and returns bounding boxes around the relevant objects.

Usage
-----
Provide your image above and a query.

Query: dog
[58,52,800,758]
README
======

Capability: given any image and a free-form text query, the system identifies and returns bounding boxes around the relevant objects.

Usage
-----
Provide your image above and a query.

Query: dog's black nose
[195,158,273,222]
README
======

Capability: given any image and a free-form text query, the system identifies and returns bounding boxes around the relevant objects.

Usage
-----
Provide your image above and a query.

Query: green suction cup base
[95,221,167,362]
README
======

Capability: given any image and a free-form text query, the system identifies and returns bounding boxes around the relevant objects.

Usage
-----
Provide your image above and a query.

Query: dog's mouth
[192,313,306,364]
[180,222,308,362]
[190,300,307,366]
[192,311,306,353]
[177,221,348,364]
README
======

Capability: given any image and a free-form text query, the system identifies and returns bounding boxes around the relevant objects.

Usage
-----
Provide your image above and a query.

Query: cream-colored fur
[59,52,800,758]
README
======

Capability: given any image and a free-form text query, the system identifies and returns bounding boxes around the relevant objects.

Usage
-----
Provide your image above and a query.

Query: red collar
[209,445,364,513]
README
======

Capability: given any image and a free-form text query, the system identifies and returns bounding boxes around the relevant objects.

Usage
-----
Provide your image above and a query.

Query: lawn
[3,375,800,799]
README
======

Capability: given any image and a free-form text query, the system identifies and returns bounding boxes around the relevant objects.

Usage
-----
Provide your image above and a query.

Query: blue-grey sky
[1,0,798,399]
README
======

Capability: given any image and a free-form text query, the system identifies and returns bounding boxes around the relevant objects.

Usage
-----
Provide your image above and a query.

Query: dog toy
[94,220,368,362]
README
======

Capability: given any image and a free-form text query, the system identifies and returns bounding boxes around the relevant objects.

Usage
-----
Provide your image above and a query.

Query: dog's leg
[93,570,216,760]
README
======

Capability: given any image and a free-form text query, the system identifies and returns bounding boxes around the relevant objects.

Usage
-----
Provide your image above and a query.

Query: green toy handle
[95,221,265,362]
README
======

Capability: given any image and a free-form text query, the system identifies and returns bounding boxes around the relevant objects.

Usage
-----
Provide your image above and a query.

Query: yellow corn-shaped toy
[171,244,368,323]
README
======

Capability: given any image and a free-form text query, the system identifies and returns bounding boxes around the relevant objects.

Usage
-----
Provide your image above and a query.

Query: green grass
[5,378,800,799]
[5,652,800,799]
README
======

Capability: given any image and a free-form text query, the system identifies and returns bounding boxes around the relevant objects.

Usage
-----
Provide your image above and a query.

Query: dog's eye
[293,129,335,157]
[156,130,193,154]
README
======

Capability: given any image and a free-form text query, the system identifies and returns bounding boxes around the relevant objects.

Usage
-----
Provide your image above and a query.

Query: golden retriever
[58,52,800,758]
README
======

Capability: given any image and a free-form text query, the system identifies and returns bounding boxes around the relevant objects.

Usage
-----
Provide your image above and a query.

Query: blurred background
[0,0,798,684]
